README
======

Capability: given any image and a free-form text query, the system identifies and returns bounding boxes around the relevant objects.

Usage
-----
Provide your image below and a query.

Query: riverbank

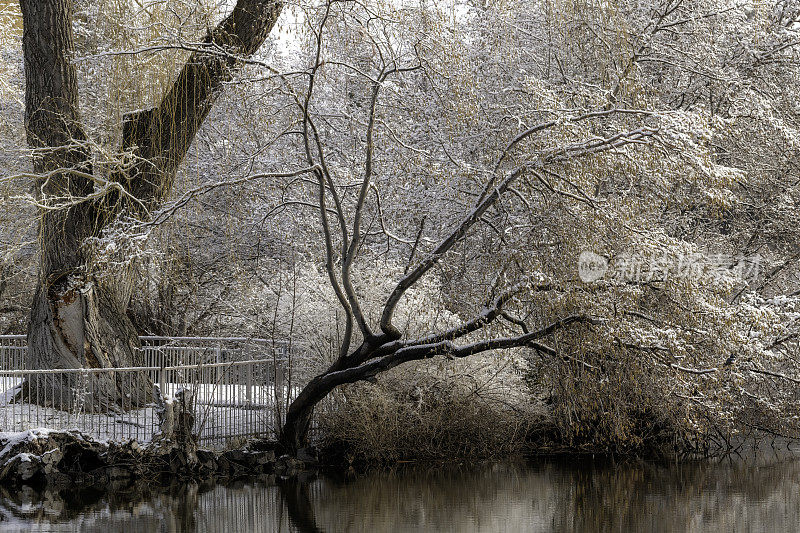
[0,429,316,490]
[2,425,794,493]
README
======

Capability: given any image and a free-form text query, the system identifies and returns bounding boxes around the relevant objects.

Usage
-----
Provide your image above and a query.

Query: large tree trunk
[19,0,149,409]
[19,0,283,411]
[25,281,149,411]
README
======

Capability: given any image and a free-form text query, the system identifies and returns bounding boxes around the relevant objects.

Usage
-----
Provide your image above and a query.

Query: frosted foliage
[1,0,800,451]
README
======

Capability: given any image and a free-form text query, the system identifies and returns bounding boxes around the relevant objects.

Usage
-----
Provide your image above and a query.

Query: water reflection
[1,454,799,532]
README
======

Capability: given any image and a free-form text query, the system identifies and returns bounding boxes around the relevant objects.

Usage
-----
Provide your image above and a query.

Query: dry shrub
[530,355,694,456]
[318,357,536,463]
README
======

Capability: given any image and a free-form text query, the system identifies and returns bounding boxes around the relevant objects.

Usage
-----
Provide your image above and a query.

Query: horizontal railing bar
[0,358,286,376]
[140,336,293,344]
[142,346,225,352]
[2,335,299,345]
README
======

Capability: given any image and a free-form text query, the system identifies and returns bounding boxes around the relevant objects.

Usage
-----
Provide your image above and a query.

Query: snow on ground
[0,428,59,458]
[0,381,300,449]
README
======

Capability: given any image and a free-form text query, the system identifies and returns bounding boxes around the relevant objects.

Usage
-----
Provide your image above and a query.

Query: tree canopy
[1,0,799,453]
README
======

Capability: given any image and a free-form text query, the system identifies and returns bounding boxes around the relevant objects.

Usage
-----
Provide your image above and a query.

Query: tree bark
[280,377,330,453]
[19,0,282,410]
[19,0,146,409]
[122,0,283,208]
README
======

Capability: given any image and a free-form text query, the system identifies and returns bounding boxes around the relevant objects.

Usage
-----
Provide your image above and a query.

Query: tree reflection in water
[0,454,799,532]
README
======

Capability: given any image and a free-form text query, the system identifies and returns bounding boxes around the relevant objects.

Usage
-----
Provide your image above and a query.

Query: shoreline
[2,428,796,493]
[0,429,307,491]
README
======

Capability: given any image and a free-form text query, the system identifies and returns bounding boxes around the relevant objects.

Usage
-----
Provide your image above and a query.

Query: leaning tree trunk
[19,0,283,411]
[280,367,363,453]
[281,392,320,454]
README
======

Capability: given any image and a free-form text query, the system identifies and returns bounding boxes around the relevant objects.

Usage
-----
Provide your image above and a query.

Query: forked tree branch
[122,0,283,208]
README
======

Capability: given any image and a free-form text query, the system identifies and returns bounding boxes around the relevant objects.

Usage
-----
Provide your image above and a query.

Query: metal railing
[0,335,310,448]
[0,335,26,369]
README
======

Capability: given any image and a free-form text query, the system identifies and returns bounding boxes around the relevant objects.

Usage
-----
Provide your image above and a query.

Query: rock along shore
[0,429,315,490]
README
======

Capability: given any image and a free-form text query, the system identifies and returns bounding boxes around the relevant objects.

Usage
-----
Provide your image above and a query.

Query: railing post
[246,363,253,404]
[215,343,223,384]
[275,357,285,398]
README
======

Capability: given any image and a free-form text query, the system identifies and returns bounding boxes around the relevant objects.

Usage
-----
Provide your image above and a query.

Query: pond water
[0,453,798,532]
